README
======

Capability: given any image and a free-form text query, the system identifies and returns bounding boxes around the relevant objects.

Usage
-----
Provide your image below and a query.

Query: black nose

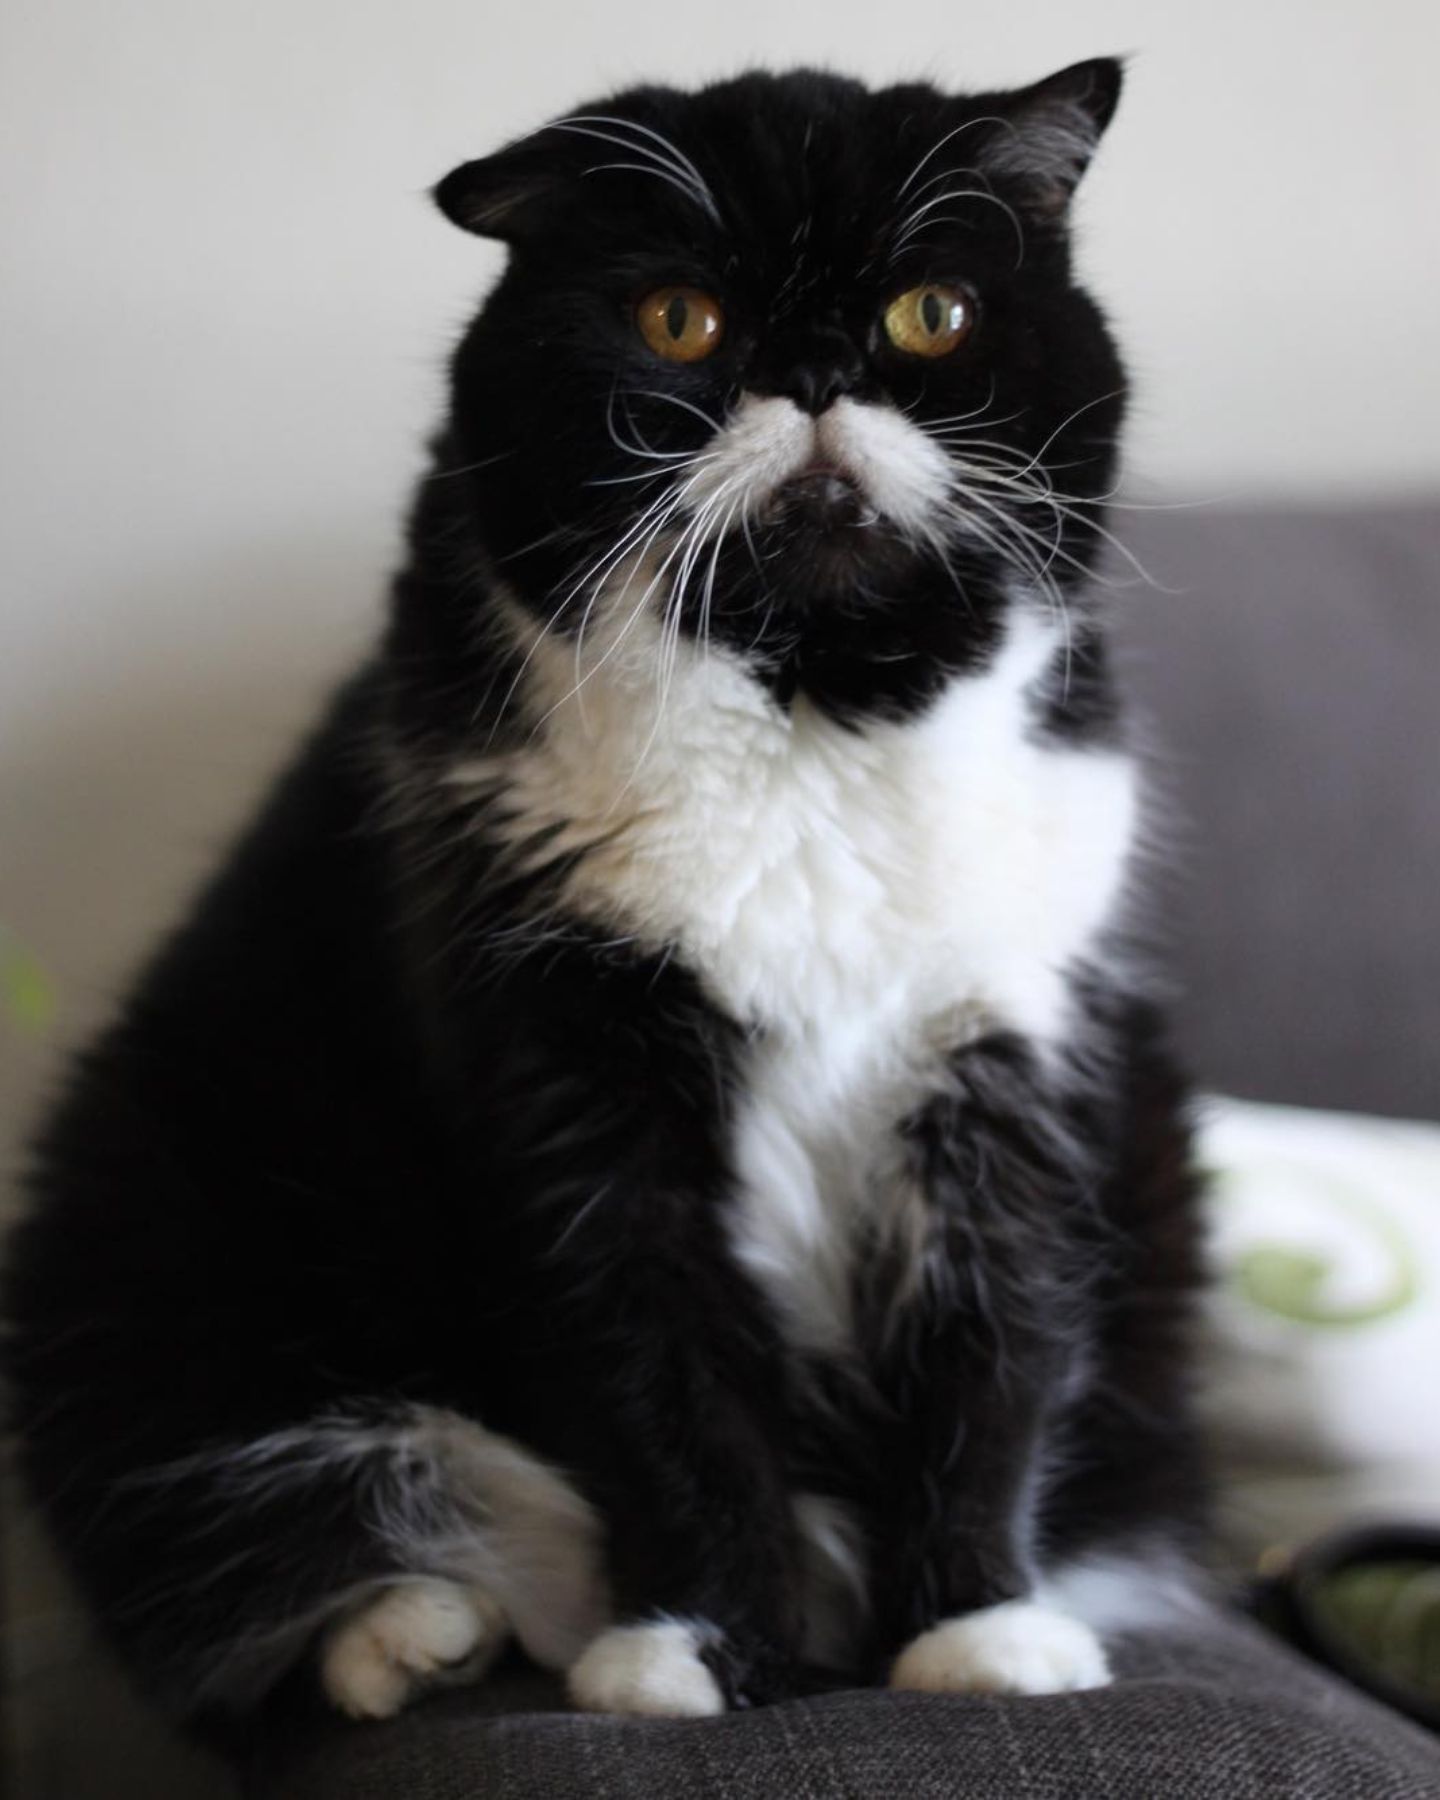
[771,363,856,417]
[761,328,866,417]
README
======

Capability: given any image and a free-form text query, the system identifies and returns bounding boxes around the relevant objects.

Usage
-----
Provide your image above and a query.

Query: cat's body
[4,62,1207,1736]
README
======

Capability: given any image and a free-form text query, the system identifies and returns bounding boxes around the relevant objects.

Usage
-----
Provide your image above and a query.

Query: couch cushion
[252,1612,1440,1800]
[1115,504,1440,1121]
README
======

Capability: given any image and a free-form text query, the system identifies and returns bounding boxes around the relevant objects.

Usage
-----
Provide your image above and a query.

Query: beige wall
[2,0,1439,1150]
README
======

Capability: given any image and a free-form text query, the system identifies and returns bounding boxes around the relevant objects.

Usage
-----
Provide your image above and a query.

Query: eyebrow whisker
[894,114,1014,200]
[549,116,722,225]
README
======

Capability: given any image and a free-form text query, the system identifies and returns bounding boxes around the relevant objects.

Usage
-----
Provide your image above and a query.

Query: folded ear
[434,127,581,244]
[985,57,1124,217]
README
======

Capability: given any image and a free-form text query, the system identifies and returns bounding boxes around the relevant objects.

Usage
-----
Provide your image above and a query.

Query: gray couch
[1120,503,1440,1123]
[244,503,1440,1797]
[258,1613,1439,1799]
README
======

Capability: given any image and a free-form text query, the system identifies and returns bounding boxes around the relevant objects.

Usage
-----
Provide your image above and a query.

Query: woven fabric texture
[255,1612,1440,1799]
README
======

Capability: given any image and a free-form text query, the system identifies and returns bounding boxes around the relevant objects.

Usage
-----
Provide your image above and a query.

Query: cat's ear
[433,129,580,244]
[986,57,1123,218]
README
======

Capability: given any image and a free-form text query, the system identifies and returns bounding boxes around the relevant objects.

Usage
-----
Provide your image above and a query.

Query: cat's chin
[764,516,929,605]
[768,465,872,531]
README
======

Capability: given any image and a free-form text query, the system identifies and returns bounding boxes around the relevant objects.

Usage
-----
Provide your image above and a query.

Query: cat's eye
[635,287,724,363]
[883,284,974,358]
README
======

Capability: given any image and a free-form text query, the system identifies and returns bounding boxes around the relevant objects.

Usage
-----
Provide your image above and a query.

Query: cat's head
[433,64,1125,718]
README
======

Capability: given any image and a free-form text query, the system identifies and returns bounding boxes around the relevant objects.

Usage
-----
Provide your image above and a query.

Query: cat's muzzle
[771,466,871,535]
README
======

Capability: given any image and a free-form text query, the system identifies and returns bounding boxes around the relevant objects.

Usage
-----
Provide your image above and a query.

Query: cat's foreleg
[552,1267,806,1716]
[873,1318,1109,1697]
[866,1038,1112,1697]
[434,947,811,1716]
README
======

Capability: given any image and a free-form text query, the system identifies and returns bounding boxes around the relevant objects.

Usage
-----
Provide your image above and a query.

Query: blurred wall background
[3,0,1439,1160]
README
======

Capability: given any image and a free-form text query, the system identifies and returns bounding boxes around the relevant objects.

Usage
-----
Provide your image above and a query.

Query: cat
[3,59,1207,1738]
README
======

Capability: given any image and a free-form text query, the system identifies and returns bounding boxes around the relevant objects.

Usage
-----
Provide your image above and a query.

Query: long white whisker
[604,386,688,464]
[903,381,1003,429]
[892,187,1025,267]
[622,470,750,789]
[549,117,721,225]
[488,479,693,743]
[947,494,1075,681]
[1017,388,1129,478]
[949,467,1102,593]
[945,437,1172,594]
[698,495,742,663]
[578,159,719,216]
[526,487,699,743]
[895,116,1014,200]
[422,449,516,483]
[631,389,725,434]
[558,116,719,213]
[568,486,696,712]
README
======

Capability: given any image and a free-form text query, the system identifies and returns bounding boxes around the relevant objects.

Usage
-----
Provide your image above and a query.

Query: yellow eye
[636,286,724,362]
[883,284,973,358]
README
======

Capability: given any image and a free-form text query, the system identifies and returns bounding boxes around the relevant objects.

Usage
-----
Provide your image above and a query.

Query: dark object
[1251,1524,1440,1733]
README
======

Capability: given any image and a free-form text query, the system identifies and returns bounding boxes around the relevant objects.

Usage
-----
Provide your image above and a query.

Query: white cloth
[1199,1097,1440,1559]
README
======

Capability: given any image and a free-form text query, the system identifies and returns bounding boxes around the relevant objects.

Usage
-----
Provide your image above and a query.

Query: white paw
[567,1620,725,1718]
[890,1599,1111,1697]
[321,1577,507,1720]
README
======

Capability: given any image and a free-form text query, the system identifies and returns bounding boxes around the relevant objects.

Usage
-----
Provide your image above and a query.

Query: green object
[1234,1239,1418,1328]
[1310,1561,1440,1703]
[1208,1162,1421,1329]
[1,929,55,1033]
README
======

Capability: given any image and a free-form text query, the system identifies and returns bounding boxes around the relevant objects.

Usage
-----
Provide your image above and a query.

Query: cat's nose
[773,363,857,417]
[760,329,866,417]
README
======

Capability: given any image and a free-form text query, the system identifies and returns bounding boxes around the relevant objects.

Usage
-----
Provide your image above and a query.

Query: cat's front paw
[320,1577,507,1720]
[567,1619,726,1718]
[889,1599,1110,1697]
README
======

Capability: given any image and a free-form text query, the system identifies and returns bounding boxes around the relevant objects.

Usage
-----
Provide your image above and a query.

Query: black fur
[3,61,1206,1741]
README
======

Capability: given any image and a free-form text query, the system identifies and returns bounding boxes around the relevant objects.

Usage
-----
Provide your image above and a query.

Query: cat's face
[436,64,1126,717]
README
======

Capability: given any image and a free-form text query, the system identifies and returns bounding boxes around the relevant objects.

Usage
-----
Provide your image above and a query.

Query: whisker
[563,115,719,215]
[528,505,691,741]
[1014,388,1129,478]
[895,117,1014,200]
[604,385,687,464]
[549,117,721,225]
[631,389,725,435]
[903,378,1001,428]
[578,158,721,217]
[487,479,692,742]
[892,185,1025,268]
[569,488,695,706]
[493,522,584,565]
[422,449,516,483]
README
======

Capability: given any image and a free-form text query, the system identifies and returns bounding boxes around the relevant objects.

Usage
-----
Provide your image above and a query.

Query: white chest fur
[448,602,1137,1349]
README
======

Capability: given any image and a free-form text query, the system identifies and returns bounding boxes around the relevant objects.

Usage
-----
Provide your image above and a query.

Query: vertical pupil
[920,291,943,335]
[666,294,688,339]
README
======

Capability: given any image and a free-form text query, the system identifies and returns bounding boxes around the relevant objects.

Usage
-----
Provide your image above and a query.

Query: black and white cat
[4,60,1207,1736]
